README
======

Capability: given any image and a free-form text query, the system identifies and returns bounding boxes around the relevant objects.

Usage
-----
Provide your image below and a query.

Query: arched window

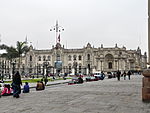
[47,56,51,61]
[38,56,41,61]
[30,55,32,61]
[68,55,72,61]
[108,62,112,69]
[57,54,60,61]
[73,55,77,60]
[78,55,82,60]
[105,54,114,60]
[68,63,72,73]
[79,63,82,73]
[43,56,46,61]
[87,54,90,60]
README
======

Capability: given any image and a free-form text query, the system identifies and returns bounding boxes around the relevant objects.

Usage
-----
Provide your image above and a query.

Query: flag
[58,34,60,43]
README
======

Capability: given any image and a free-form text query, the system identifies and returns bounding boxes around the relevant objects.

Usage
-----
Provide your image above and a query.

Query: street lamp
[36,63,39,78]
[43,60,49,85]
[73,61,78,76]
[118,52,122,71]
[11,60,16,76]
[43,61,49,78]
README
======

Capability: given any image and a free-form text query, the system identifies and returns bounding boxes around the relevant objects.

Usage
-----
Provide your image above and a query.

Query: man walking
[127,70,131,80]
[117,70,121,81]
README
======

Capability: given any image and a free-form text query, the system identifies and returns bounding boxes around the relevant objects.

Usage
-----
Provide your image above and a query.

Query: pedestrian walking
[123,71,126,80]
[44,77,48,86]
[127,70,131,80]
[117,70,121,81]
[12,71,22,98]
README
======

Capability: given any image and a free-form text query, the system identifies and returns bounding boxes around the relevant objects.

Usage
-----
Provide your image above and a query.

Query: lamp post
[42,64,45,78]
[45,61,49,79]
[36,63,39,78]
[0,60,1,80]
[43,60,49,85]
[1,61,4,81]
[118,52,122,70]
[11,60,16,77]
[73,60,78,76]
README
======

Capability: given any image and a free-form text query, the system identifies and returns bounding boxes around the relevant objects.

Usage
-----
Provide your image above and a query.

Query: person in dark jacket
[127,70,132,80]
[117,70,121,81]
[23,82,30,93]
[12,71,22,98]
[78,76,84,84]
[123,71,126,80]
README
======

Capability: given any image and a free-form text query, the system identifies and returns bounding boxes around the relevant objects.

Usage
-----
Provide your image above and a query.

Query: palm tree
[16,41,29,72]
[1,46,19,80]
[1,46,19,60]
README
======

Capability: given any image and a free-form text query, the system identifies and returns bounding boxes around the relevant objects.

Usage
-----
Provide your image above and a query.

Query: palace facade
[22,42,147,75]
[0,42,148,77]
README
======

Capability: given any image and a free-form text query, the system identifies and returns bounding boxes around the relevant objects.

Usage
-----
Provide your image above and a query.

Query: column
[148,0,150,64]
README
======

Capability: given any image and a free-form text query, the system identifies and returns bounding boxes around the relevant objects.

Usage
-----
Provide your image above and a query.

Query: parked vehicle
[68,77,83,85]
[107,72,113,79]
[93,72,105,80]
[86,76,99,81]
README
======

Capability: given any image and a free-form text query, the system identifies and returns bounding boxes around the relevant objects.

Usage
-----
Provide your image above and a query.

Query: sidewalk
[1,75,150,113]
[27,78,71,88]
[0,77,71,89]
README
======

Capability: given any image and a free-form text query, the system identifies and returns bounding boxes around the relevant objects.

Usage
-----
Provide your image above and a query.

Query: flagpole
[50,21,64,45]
[56,20,58,44]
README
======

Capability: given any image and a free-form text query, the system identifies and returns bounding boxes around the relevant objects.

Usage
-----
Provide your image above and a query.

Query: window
[78,55,82,60]
[38,56,41,61]
[79,65,82,73]
[47,56,51,61]
[68,55,71,61]
[108,62,112,69]
[43,56,46,61]
[73,55,77,60]
[57,54,60,61]
[69,65,72,73]
[30,55,32,61]
[87,54,90,60]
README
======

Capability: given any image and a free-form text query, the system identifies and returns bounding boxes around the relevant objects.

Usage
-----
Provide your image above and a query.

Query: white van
[93,72,105,80]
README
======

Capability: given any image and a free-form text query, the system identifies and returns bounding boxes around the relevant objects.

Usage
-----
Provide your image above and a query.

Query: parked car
[107,72,113,79]
[85,76,99,82]
[68,77,83,85]
[93,72,105,80]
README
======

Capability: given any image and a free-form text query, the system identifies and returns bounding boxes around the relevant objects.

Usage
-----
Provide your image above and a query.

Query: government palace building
[0,41,148,77]
[22,42,147,76]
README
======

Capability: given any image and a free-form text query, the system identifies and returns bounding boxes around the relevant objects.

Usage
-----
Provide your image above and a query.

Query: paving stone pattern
[0,75,150,113]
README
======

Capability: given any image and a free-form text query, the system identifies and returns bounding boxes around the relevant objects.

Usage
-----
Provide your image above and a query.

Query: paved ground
[0,75,150,113]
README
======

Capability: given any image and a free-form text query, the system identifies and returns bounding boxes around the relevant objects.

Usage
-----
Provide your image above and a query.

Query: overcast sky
[0,0,148,54]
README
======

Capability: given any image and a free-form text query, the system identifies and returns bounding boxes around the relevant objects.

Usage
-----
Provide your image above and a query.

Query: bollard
[142,69,150,102]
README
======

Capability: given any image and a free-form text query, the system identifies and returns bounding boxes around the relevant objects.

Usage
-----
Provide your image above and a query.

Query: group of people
[0,71,30,98]
[0,71,47,98]
[116,70,132,81]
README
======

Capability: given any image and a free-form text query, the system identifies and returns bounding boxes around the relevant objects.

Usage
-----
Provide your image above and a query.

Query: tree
[1,46,19,60]
[16,41,29,71]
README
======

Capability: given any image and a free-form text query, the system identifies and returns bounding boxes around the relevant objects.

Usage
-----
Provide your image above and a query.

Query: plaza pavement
[0,75,150,113]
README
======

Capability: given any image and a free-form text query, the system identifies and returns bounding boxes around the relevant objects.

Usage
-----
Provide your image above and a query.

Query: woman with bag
[12,71,22,98]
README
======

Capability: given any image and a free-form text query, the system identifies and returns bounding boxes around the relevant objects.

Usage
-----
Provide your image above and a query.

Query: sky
[0,0,148,54]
